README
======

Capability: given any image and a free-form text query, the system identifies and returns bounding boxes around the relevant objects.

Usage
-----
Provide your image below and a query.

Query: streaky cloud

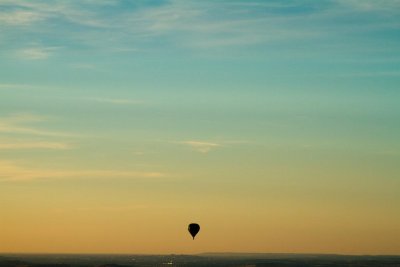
[0,113,77,137]
[0,160,166,182]
[0,141,71,150]
[0,9,43,25]
[89,97,143,105]
[177,140,221,153]
[2,0,399,53]
[16,46,60,60]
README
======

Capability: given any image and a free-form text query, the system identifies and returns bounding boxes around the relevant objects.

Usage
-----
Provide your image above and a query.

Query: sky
[0,0,400,255]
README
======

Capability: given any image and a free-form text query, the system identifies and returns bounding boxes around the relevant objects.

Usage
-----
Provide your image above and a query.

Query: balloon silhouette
[188,223,200,240]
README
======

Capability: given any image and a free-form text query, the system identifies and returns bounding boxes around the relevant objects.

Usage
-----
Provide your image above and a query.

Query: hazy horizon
[1,0,399,255]
[4,251,398,259]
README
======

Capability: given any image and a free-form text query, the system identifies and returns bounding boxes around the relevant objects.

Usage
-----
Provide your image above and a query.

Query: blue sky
[1,0,400,254]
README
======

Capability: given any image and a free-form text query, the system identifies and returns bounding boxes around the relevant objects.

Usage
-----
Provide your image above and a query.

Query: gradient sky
[1,0,400,255]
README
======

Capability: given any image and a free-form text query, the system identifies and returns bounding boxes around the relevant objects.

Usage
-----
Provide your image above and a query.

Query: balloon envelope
[188,223,200,239]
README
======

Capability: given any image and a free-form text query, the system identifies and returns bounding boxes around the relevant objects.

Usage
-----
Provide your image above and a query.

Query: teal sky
[1,0,400,254]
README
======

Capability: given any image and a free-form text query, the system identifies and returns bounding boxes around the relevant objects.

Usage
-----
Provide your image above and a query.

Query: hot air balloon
[188,223,200,240]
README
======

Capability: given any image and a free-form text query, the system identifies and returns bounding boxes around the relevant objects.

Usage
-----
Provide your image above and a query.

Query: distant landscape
[1,253,400,267]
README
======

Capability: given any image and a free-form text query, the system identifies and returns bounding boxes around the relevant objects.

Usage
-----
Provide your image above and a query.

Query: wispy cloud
[0,141,71,150]
[0,113,75,137]
[16,46,60,60]
[177,140,221,153]
[0,10,43,25]
[0,0,333,52]
[90,98,143,105]
[2,0,398,54]
[124,1,294,48]
[0,125,72,137]
[0,160,166,182]
[0,83,37,89]
[0,0,107,27]
[0,113,44,123]
[337,0,400,12]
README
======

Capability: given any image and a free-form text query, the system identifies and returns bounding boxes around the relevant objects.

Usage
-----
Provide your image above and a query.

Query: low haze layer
[0,0,399,254]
